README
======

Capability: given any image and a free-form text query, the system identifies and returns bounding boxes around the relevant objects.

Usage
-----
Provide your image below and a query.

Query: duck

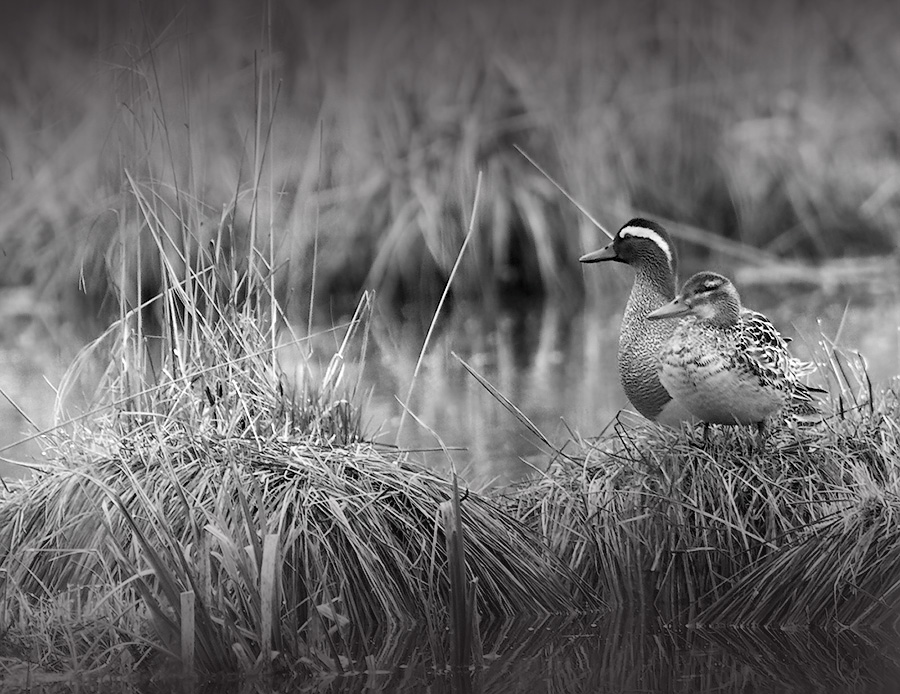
[580,218,696,426]
[646,270,821,434]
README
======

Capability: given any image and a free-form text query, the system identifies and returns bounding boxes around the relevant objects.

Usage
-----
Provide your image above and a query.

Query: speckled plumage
[580,219,695,425]
[648,271,820,426]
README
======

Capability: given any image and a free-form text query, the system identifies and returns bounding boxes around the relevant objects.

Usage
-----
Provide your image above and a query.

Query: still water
[297,277,900,488]
[1,276,898,485]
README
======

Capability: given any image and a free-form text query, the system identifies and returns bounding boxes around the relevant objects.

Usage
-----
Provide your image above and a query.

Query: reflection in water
[358,298,625,487]
[176,614,899,693]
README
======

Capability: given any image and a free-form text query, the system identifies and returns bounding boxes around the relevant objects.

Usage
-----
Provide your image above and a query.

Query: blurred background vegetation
[1,0,898,326]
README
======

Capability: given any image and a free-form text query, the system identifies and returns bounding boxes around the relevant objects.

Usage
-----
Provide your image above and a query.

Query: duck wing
[738,309,824,402]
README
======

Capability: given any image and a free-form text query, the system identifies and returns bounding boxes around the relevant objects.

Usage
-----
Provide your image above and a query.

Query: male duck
[646,271,821,432]
[580,219,695,426]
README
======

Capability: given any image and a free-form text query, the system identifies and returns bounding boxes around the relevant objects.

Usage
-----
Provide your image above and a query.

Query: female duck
[646,271,820,430]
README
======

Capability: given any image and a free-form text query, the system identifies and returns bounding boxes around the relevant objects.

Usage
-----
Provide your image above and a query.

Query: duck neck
[703,300,741,328]
[634,260,676,301]
[625,263,676,322]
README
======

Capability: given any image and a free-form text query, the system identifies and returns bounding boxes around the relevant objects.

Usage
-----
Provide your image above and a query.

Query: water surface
[325,279,900,487]
[2,279,897,485]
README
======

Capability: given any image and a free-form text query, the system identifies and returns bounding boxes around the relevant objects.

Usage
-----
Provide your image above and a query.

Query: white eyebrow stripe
[619,225,673,265]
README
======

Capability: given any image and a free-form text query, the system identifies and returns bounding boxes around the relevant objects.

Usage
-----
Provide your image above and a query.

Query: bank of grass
[2,0,900,315]
[502,348,900,626]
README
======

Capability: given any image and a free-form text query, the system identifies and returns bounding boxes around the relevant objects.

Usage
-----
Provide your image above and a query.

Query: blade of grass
[395,170,483,446]
[514,144,613,240]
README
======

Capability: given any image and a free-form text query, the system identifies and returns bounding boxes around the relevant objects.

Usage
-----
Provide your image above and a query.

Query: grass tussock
[502,347,900,625]
[696,490,900,629]
[0,172,595,681]
[0,436,593,676]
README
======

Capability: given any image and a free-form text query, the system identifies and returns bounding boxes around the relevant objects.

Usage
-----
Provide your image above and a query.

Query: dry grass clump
[0,178,596,680]
[696,489,900,630]
[0,434,592,677]
[503,349,900,625]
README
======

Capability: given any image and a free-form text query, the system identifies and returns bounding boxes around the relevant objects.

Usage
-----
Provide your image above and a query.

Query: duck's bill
[579,244,617,263]
[647,299,691,320]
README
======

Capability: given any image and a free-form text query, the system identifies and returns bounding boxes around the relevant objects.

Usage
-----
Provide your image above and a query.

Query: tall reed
[1,0,897,315]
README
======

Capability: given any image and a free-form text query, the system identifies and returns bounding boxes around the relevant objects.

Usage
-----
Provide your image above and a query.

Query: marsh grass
[0,219,896,689]
[0,436,594,672]
[500,342,900,625]
[0,51,601,680]
[2,1,900,685]
[3,0,900,314]
[0,184,599,681]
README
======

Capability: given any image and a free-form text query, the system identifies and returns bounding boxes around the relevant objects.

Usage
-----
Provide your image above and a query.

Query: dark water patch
[286,620,900,694]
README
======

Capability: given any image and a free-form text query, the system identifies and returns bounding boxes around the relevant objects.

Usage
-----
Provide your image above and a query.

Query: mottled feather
[647,272,824,426]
